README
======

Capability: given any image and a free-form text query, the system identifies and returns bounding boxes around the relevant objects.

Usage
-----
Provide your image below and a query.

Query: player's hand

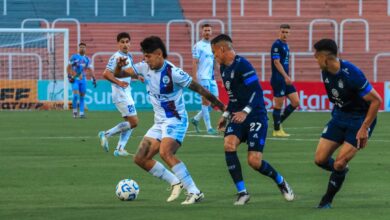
[68,74,75,83]
[117,56,128,67]
[284,76,293,85]
[231,111,247,124]
[118,81,129,88]
[92,78,97,88]
[217,116,227,132]
[356,126,369,149]
[137,75,145,83]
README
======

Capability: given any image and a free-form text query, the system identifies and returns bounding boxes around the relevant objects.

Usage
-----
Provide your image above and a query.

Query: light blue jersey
[69,53,90,81]
[192,39,215,80]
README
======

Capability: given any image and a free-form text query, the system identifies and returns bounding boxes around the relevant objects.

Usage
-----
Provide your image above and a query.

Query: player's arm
[273,59,292,85]
[357,88,382,149]
[112,58,144,81]
[191,58,199,82]
[102,69,128,88]
[188,80,225,112]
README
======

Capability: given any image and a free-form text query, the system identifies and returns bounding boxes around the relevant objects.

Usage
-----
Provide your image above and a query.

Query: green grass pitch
[0,111,389,220]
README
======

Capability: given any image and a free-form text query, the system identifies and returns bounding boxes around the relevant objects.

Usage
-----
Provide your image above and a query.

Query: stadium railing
[0,52,42,80]
[373,52,390,82]
[166,19,194,53]
[308,19,338,52]
[21,18,50,52]
[51,18,80,48]
[339,18,369,53]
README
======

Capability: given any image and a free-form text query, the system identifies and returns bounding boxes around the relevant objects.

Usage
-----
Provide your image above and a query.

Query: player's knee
[248,158,260,170]
[291,100,299,108]
[333,160,347,171]
[133,154,145,167]
[159,148,173,161]
[314,157,327,167]
[224,141,236,152]
[127,117,138,129]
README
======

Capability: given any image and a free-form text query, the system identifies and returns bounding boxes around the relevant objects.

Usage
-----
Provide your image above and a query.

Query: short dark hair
[117,32,131,42]
[211,34,233,45]
[314,39,338,56]
[79,42,86,47]
[280,24,290,29]
[202,23,212,28]
[140,36,167,58]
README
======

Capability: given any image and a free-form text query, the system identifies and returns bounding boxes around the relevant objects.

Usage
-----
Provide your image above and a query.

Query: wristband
[243,106,252,114]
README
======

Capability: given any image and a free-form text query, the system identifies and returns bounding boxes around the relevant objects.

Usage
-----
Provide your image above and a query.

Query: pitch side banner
[0,80,46,110]
[217,81,385,111]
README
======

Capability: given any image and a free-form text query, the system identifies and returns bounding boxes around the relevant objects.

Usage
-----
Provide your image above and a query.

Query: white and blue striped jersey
[133,60,192,122]
[106,51,136,103]
[192,39,215,80]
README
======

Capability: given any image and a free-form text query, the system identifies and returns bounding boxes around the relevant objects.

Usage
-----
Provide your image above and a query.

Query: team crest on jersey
[280,90,285,96]
[338,79,344,88]
[331,88,339,97]
[274,47,278,52]
[342,68,350,74]
[162,75,170,85]
[324,78,329,84]
[225,81,231,90]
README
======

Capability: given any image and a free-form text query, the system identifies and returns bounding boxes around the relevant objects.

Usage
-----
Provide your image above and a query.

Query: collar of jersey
[155,61,167,72]
[118,51,128,56]
[201,39,210,44]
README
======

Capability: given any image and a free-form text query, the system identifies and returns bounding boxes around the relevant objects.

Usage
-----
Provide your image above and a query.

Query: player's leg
[114,115,138,156]
[317,142,356,208]
[78,81,87,118]
[133,135,182,202]
[71,82,79,118]
[281,87,299,123]
[314,138,340,172]
[273,96,290,136]
[246,118,294,201]
[158,118,203,205]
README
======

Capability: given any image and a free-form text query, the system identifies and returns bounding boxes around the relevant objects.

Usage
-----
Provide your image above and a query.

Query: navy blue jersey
[271,39,289,82]
[220,55,267,118]
[322,59,373,114]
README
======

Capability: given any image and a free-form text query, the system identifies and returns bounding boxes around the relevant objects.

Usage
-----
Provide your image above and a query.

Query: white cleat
[113,149,130,157]
[278,180,295,201]
[98,131,109,152]
[234,192,250,205]
[181,191,204,205]
[166,183,183,202]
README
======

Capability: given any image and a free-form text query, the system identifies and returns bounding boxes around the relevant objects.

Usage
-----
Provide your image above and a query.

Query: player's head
[140,36,167,70]
[210,34,234,65]
[78,42,86,55]
[313,38,338,71]
[202,24,212,40]
[279,24,290,42]
[117,32,131,53]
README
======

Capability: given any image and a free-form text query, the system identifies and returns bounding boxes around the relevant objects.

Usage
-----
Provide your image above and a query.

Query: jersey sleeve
[238,58,263,112]
[271,43,281,60]
[192,43,200,59]
[133,61,149,75]
[106,54,118,72]
[172,67,193,88]
[349,66,373,97]
[69,54,77,65]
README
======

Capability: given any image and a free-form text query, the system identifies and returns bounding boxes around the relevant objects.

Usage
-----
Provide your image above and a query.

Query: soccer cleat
[272,127,290,137]
[317,202,332,209]
[234,191,250,205]
[207,128,218,135]
[181,191,204,205]
[190,118,200,133]
[73,112,78,119]
[278,180,295,201]
[79,114,86,119]
[317,194,333,209]
[113,149,130,157]
[98,131,109,152]
[166,182,183,202]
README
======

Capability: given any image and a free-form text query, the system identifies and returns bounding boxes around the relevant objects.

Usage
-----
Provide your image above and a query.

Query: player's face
[118,38,131,53]
[279,28,290,42]
[202,27,212,40]
[78,45,86,54]
[143,49,164,70]
[211,44,224,65]
[314,51,329,71]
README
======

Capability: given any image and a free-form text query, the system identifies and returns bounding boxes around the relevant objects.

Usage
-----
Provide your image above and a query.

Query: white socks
[149,161,180,185]
[116,129,132,151]
[105,122,130,137]
[202,105,212,130]
[172,162,200,194]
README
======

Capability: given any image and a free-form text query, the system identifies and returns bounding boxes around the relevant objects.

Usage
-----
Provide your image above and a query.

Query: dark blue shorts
[224,116,268,152]
[321,111,376,148]
[271,80,296,97]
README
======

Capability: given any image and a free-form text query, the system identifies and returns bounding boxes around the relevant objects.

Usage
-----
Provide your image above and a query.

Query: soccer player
[313,39,382,208]
[211,34,294,205]
[67,42,96,118]
[114,36,225,205]
[190,24,219,135]
[98,32,143,157]
[270,24,299,137]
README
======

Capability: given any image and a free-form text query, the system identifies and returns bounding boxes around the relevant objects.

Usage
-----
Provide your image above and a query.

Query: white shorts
[200,79,219,97]
[115,98,137,117]
[145,117,188,144]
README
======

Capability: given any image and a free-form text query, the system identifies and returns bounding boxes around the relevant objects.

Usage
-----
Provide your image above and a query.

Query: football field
[0,111,389,220]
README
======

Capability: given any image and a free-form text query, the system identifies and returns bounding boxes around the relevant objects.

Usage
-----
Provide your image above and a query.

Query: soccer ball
[115,179,140,201]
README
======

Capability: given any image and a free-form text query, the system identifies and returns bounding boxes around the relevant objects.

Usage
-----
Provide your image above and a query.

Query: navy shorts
[271,80,296,97]
[321,111,376,148]
[224,116,268,152]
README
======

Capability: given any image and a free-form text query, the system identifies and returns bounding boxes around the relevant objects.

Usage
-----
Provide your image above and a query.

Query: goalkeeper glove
[92,77,97,88]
